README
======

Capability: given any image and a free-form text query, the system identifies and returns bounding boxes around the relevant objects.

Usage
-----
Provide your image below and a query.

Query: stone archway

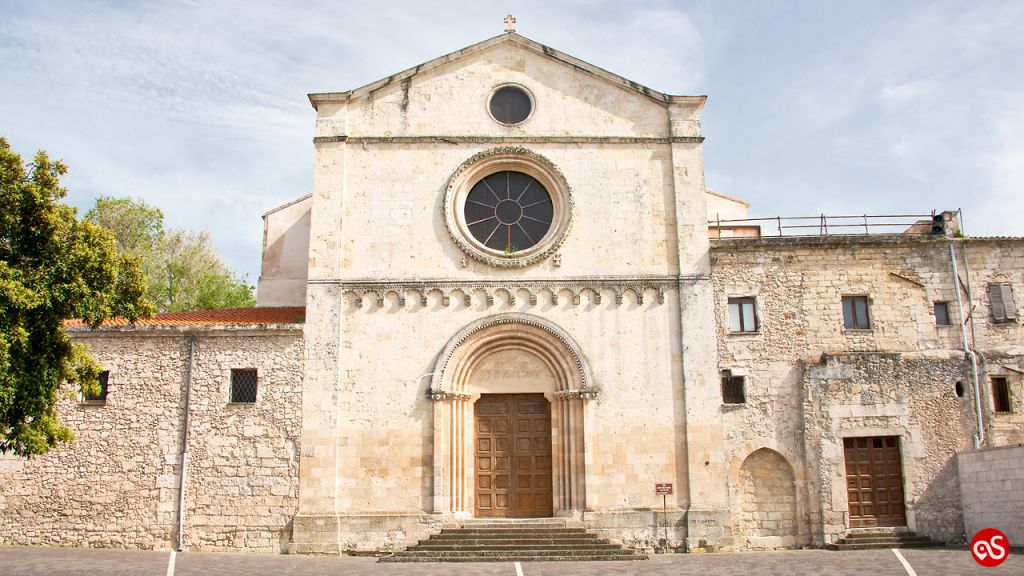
[738,448,797,548]
[429,313,596,518]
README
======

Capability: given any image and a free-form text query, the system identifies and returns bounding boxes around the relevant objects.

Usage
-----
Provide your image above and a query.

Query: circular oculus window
[489,85,533,125]
[464,171,553,253]
[445,148,572,268]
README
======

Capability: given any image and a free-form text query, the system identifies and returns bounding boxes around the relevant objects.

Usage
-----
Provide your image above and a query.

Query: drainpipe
[960,236,987,447]
[949,242,984,448]
[176,334,197,551]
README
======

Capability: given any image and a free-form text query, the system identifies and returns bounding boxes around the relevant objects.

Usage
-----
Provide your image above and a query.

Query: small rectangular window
[992,377,1011,413]
[230,369,258,403]
[988,283,1017,322]
[934,302,951,326]
[842,296,871,330]
[728,297,758,333]
[82,371,109,403]
[721,371,746,404]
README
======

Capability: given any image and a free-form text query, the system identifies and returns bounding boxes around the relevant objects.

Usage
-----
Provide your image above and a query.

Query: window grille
[231,369,258,403]
[992,377,1012,413]
[728,297,758,332]
[721,371,746,404]
[988,283,1017,322]
[842,296,871,330]
[934,302,951,326]
[83,371,109,403]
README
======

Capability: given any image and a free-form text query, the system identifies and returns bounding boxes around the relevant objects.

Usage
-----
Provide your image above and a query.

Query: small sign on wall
[655,483,673,495]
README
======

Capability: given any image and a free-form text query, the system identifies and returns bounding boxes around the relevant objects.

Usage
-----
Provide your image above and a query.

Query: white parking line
[166,550,176,576]
[515,560,524,576]
[891,549,918,576]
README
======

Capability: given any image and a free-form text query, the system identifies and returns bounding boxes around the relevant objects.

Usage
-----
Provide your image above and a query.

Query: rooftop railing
[709,212,957,238]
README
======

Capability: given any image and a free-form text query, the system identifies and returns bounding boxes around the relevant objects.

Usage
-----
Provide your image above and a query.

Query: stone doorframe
[429,313,598,518]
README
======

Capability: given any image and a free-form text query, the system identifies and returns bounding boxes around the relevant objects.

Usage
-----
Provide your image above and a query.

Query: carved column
[430,390,472,515]
[552,389,598,516]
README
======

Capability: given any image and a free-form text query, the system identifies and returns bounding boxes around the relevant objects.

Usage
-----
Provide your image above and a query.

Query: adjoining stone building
[2,31,1022,554]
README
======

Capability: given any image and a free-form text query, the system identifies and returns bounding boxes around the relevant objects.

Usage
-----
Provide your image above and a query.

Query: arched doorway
[429,313,596,518]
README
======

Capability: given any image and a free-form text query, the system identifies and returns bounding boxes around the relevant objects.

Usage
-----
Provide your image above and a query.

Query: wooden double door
[844,436,907,527]
[475,394,553,517]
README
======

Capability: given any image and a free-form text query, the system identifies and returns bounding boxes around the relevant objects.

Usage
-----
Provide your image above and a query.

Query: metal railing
[709,212,940,238]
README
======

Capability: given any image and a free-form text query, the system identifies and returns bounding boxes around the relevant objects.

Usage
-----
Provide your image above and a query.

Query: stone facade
[712,235,1023,546]
[3,31,1023,555]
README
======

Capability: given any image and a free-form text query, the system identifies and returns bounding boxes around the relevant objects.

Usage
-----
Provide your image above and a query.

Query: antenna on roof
[504,14,516,33]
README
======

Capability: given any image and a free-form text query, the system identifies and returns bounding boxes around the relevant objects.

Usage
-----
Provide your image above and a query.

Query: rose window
[463,171,553,254]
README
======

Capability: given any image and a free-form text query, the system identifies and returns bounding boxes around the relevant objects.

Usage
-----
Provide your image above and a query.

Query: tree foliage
[0,138,152,456]
[85,196,255,312]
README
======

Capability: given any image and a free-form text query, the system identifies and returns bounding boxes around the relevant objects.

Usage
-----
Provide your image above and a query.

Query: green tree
[0,138,152,456]
[85,197,255,312]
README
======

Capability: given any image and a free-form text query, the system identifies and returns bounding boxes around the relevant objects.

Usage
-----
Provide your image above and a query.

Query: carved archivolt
[429,313,594,516]
[429,312,595,398]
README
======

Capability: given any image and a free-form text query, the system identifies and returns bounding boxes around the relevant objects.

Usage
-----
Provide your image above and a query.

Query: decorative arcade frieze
[308,275,706,309]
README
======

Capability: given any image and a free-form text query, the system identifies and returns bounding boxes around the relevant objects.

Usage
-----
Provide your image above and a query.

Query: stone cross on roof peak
[504,14,516,33]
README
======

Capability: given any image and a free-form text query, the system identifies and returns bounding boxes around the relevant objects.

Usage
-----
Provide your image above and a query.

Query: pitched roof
[309,32,705,110]
[706,189,750,207]
[66,306,306,327]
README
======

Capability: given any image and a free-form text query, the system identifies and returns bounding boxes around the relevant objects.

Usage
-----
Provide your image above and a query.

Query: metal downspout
[949,242,984,448]
[960,236,986,447]
[176,334,197,551]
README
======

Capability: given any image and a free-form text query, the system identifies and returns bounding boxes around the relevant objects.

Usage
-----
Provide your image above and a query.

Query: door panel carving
[844,436,907,528]
[475,394,552,517]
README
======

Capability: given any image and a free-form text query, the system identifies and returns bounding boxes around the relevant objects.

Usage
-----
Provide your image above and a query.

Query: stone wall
[0,326,303,553]
[957,444,1024,546]
[711,235,1024,547]
[803,353,971,545]
[257,195,311,307]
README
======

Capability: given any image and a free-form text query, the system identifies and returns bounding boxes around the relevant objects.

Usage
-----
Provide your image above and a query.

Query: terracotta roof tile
[66,306,305,327]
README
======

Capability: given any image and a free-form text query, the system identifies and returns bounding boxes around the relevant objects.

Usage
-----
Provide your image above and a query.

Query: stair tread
[381,522,645,563]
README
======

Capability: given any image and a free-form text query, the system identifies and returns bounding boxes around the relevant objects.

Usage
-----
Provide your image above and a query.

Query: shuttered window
[992,377,1012,413]
[988,283,1017,322]
[721,371,746,404]
[842,296,871,330]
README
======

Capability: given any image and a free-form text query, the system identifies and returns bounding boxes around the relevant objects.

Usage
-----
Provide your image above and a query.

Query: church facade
[1,32,1022,555]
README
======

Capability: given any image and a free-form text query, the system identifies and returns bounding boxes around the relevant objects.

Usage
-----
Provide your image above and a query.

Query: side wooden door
[844,436,907,527]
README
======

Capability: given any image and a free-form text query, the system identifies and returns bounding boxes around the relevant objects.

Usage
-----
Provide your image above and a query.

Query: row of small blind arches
[83,369,258,403]
[727,283,1016,333]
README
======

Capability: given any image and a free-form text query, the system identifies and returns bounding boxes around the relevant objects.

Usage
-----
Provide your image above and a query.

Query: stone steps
[826,531,940,551]
[411,542,621,551]
[428,531,595,539]
[380,520,648,562]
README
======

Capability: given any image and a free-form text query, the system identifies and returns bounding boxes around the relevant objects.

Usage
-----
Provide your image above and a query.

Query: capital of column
[428,389,472,402]
[553,388,601,401]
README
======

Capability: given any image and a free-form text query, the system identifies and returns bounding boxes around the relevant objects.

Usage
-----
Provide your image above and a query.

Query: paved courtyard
[0,546,1021,576]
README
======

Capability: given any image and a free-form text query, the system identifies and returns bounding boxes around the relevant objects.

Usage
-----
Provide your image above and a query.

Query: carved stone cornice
[308,275,702,308]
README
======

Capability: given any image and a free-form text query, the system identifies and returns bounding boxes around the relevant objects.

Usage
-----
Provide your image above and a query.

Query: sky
[2,0,1023,285]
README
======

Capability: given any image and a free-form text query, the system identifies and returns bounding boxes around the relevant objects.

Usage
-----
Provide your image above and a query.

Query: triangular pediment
[309,32,702,110]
